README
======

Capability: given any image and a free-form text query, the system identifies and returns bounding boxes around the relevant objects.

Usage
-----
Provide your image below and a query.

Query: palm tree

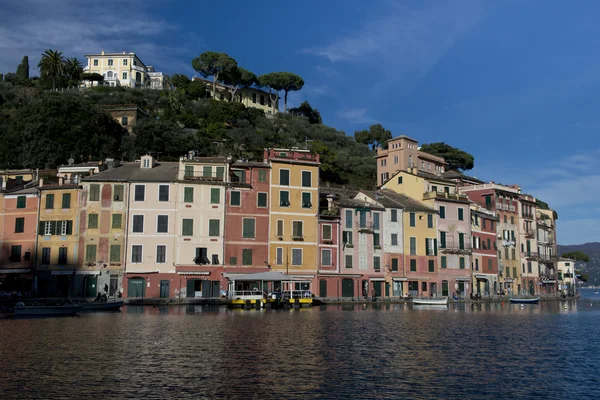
[64,57,83,82]
[38,49,65,91]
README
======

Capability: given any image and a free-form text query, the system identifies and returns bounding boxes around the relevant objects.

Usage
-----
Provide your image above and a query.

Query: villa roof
[442,170,484,184]
[361,190,436,213]
[336,198,385,211]
[82,162,179,183]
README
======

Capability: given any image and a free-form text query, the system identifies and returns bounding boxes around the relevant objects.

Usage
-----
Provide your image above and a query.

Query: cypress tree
[16,56,29,80]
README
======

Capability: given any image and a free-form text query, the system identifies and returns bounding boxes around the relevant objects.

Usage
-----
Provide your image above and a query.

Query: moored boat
[509,297,540,304]
[81,300,124,311]
[13,302,81,317]
[413,297,448,305]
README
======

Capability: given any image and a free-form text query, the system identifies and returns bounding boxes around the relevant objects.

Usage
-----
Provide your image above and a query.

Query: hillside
[558,243,600,287]
[0,84,377,189]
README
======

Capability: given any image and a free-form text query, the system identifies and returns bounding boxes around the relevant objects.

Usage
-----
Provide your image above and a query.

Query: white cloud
[337,108,373,124]
[557,218,600,245]
[0,0,200,76]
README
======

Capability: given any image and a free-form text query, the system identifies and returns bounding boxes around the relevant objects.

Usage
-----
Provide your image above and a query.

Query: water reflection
[1,301,600,399]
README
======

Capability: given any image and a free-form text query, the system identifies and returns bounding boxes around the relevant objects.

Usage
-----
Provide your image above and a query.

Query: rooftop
[361,190,437,213]
[441,170,484,184]
[336,198,385,211]
[82,162,179,182]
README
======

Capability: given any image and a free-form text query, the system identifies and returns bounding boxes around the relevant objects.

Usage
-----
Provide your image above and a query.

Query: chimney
[101,50,105,55]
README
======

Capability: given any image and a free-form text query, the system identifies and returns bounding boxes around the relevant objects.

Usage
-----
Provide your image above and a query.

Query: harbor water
[1,289,600,399]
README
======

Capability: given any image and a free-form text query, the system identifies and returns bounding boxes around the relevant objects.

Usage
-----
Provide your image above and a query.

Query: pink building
[316,192,341,298]
[471,204,499,297]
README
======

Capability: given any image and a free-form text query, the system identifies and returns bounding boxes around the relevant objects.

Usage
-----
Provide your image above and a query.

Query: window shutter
[425,238,428,255]
[434,239,438,256]
[66,220,73,235]
[38,221,44,236]
[51,221,57,235]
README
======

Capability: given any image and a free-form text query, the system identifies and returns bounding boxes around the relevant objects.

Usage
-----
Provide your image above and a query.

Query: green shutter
[439,206,445,218]
[428,260,434,272]
[17,196,26,208]
[86,244,97,262]
[243,219,255,238]
[209,220,220,236]
[45,194,54,209]
[112,214,122,229]
[257,192,267,207]
[203,166,212,177]
[242,249,253,265]
[258,170,267,183]
[440,231,446,248]
[410,259,416,271]
[441,256,447,268]
[182,219,193,236]
[62,193,71,208]
[434,239,438,256]
[113,185,124,201]
[184,165,194,177]
[459,257,465,269]
[88,214,98,229]
[425,238,429,256]
[459,233,464,249]
[210,188,220,204]
[110,245,121,262]
[458,208,463,220]
[216,166,225,179]
[230,191,241,206]
[66,220,73,235]
[391,258,398,271]
[184,187,194,203]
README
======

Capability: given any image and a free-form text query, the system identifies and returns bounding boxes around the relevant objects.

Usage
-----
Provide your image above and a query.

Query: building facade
[470,204,499,297]
[537,208,559,294]
[518,194,539,295]
[191,77,279,114]
[316,193,342,298]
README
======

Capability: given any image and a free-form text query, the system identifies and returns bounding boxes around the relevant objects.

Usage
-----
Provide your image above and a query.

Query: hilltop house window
[93,59,98,66]
[62,193,71,208]
[134,185,145,201]
[242,218,255,238]
[322,249,332,266]
[121,116,128,126]
[131,245,142,263]
[86,244,97,263]
[302,192,312,208]
[184,187,194,203]
[322,225,332,240]
[156,245,166,263]
[280,170,290,186]
[260,95,265,105]
[230,191,241,206]
[157,215,168,233]
[208,219,221,236]
[132,215,144,233]
[292,221,303,238]
[45,194,54,209]
[112,214,122,229]
[257,192,268,208]
[391,209,398,222]
[108,59,113,66]
[279,191,290,207]
[110,245,121,262]
[252,93,257,103]
[123,72,128,80]
[182,219,193,236]
[158,185,169,202]
[210,188,220,204]
[301,171,312,187]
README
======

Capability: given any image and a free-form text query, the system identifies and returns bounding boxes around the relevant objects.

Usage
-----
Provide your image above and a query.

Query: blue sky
[1,0,599,244]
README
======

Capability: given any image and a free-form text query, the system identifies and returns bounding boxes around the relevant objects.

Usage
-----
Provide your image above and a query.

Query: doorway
[84,275,97,298]
[128,278,145,298]
[319,279,327,297]
[430,282,437,297]
[160,280,170,298]
[342,279,354,298]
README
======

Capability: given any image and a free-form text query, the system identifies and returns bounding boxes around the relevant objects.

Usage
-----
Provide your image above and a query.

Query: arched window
[107,71,113,78]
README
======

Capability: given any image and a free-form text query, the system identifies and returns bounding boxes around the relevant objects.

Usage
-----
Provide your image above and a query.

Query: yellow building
[0,169,36,191]
[265,148,319,279]
[35,179,81,297]
[83,50,171,89]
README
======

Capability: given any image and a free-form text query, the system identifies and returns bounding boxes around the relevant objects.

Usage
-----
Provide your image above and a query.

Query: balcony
[440,244,472,255]
[524,229,535,238]
[132,64,146,73]
[522,212,534,220]
[355,221,375,233]
[423,191,469,202]
[523,252,538,260]
[183,171,226,182]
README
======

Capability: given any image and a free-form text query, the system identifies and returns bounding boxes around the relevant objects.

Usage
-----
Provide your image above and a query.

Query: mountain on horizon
[558,243,600,286]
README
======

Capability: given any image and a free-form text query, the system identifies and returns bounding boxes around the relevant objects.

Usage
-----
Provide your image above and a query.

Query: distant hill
[558,242,600,287]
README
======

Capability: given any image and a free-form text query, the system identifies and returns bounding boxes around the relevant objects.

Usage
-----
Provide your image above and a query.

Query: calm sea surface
[1,289,600,399]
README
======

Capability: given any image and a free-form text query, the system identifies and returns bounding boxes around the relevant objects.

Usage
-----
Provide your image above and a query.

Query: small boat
[81,300,124,311]
[13,302,81,317]
[509,297,540,304]
[413,297,448,305]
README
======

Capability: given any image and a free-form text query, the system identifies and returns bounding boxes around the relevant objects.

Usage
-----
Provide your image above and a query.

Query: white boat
[509,297,539,304]
[13,303,81,316]
[412,297,448,305]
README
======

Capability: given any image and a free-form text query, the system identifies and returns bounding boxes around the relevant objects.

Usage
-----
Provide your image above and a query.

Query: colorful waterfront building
[0,169,36,191]
[176,156,229,298]
[0,187,38,295]
[382,169,472,298]
[536,208,559,295]
[265,148,320,284]
[35,176,81,297]
[316,192,342,298]
[556,258,576,293]
[460,183,522,295]
[470,204,499,297]
[518,194,539,295]
[224,160,271,276]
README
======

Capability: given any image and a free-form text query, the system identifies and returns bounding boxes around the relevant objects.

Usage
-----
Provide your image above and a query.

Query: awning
[75,270,100,275]
[474,274,491,280]
[224,271,303,281]
[290,275,315,279]
[319,274,363,278]
[178,271,211,276]
[0,269,31,274]
[392,277,408,282]
[126,270,159,274]
[406,276,431,281]
[455,277,471,282]
[51,270,74,275]
[542,280,557,284]
[369,277,386,281]
[504,278,514,283]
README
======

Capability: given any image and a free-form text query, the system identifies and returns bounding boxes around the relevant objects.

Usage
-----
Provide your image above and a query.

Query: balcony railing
[355,221,376,232]
[522,212,534,220]
[522,252,538,260]
[524,229,535,238]
[183,171,226,182]
[440,244,472,255]
[423,191,469,202]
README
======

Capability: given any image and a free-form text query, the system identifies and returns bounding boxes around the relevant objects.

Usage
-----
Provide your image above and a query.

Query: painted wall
[0,192,38,269]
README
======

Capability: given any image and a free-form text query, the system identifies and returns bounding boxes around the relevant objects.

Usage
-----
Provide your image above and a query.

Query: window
[108,59,113,66]
[252,93,257,103]
[458,233,465,250]
[391,233,398,246]
[210,188,220,204]
[279,191,290,207]
[459,257,465,269]
[45,194,54,209]
[235,248,251,266]
[292,249,303,266]
[475,259,479,271]
[156,245,166,263]
[427,214,433,228]
[426,238,436,256]
[132,215,144,233]
[276,220,284,237]
[16,196,26,209]
[203,166,212,178]
[110,245,121,262]
[440,231,446,248]
[302,192,312,208]
[43,221,53,235]
[512,248,516,260]
[373,212,380,230]
[487,238,491,250]
[441,256,447,269]
[374,256,381,271]
[391,209,398,222]
[15,217,24,233]
[217,166,226,181]
[182,219,193,236]
[257,192,268,207]
[302,171,312,187]
[391,258,399,271]
[458,208,464,221]
[276,248,283,265]
[511,216,514,225]
[131,245,142,263]
[112,185,123,202]
[410,237,416,255]
[134,185,145,201]
[184,165,194,178]
[292,221,303,238]
[345,210,353,228]
[374,233,380,247]
[230,191,241,206]
[488,259,493,271]
[229,256,237,265]
[242,218,255,238]
[158,185,169,202]
[93,59,98,66]
[345,255,353,268]
[122,71,128,80]
[439,206,446,219]
[89,184,100,201]
[258,169,267,183]
[121,116,128,126]
[184,187,194,203]
[359,255,367,270]
[61,193,71,208]
[260,95,265,105]
[410,259,416,272]
[57,248,67,265]
[322,225,332,240]
[212,254,220,265]
[86,244,97,263]
[112,214,122,229]
[157,215,168,233]
[280,169,290,186]
[41,248,51,265]
[409,213,416,227]
[504,215,507,224]
[428,260,435,272]
[322,249,332,266]
[88,213,99,229]
[343,231,353,246]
